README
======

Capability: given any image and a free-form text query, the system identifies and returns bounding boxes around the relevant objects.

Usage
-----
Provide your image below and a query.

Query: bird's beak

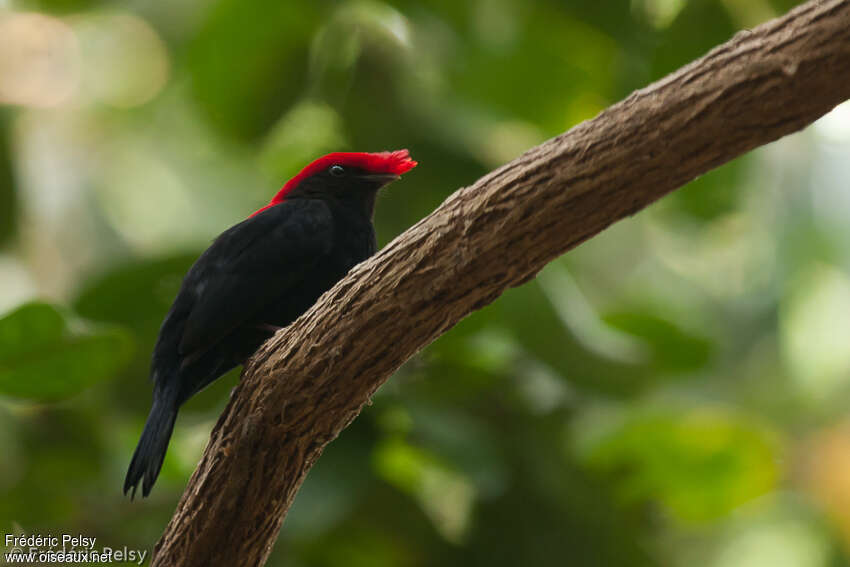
[363,173,401,186]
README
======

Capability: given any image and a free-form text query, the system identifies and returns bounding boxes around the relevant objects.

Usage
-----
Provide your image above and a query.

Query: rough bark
[153,0,850,565]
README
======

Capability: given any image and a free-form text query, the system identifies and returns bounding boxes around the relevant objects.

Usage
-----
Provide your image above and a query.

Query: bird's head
[252,150,417,217]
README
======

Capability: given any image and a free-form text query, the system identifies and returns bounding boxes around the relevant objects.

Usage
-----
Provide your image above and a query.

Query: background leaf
[0,302,133,401]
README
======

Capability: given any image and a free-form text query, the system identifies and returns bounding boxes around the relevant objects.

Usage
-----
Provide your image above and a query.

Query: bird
[124,149,417,498]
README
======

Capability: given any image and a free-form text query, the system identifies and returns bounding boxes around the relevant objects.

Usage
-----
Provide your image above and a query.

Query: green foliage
[0,303,133,401]
[578,408,779,523]
[74,254,196,339]
[188,1,322,140]
[662,161,745,222]
[603,310,712,373]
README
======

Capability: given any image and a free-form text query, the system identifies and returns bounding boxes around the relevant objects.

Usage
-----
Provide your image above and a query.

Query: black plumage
[124,151,416,497]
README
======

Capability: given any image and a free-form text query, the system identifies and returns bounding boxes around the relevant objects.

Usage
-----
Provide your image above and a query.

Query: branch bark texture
[153,1,850,564]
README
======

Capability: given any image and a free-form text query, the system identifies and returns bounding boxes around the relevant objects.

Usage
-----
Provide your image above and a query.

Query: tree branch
[152,1,850,564]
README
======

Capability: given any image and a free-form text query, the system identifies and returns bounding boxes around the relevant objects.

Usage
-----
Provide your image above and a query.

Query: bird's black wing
[174,199,334,366]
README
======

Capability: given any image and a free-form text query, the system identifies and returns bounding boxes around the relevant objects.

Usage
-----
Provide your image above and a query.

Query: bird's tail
[124,385,179,499]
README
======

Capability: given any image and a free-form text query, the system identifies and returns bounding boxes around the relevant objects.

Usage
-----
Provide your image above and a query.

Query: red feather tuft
[251,150,417,217]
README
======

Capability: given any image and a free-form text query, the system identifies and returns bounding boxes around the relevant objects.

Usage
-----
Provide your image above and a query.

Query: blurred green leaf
[287,419,375,536]
[0,303,65,360]
[579,408,779,523]
[375,436,443,494]
[464,412,658,567]
[662,160,745,222]
[74,254,196,336]
[403,403,509,497]
[188,0,323,140]
[73,254,203,408]
[0,302,133,401]
[602,310,712,373]
[649,0,735,78]
[260,100,347,181]
[499,280,650,396]
[374,435,475,542]
[297,524,415,567]
[449,5,618,132]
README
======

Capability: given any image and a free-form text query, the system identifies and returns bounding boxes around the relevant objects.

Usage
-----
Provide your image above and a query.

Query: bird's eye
[329,165,345,177]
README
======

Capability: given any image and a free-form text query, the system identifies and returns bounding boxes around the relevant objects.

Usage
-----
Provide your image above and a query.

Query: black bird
[124,150,417,497]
